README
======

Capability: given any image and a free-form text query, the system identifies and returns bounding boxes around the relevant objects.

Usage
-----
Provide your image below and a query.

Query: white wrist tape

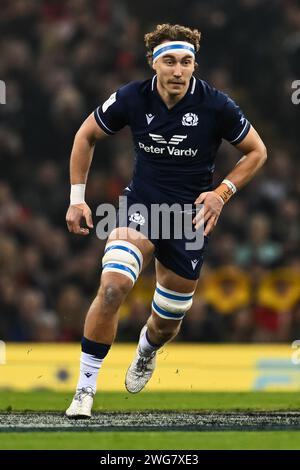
[70,184,86,205]
[222,179,237,194]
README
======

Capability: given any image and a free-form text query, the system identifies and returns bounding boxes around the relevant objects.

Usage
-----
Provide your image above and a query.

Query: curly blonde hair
[144,23,201,67]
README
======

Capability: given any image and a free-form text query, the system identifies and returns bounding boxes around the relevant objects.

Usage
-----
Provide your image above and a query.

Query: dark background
[0,0,300,343]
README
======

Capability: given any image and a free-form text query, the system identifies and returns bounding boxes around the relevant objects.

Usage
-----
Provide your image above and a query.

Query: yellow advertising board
[0,343,299,391]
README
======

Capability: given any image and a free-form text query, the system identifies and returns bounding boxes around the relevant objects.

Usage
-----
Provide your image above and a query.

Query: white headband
[152,41,195,63]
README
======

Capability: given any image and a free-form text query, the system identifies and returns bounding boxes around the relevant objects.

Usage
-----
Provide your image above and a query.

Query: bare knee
[99,276,132,310]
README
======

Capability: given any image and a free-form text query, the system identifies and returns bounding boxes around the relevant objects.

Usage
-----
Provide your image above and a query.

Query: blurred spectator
[56,284,89,340]
[235,214,283,268]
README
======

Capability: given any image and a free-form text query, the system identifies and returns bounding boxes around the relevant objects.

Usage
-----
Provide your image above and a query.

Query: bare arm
[194,125,267,234]
[70,112,107,184]
[215,125,267,198]
[66,113,108,235]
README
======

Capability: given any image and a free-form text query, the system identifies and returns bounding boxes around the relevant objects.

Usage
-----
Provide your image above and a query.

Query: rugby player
[65,24,267,418]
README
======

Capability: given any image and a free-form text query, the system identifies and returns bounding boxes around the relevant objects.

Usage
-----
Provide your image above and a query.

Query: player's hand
[66,202,94,236]
[193,191,224,235]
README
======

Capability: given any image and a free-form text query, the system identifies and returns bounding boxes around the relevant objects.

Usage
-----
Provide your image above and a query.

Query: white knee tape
[152,282,194,320]
[102,240,143,284]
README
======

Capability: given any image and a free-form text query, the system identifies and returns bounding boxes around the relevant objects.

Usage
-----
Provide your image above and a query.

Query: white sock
[138,327,161,356]
[76,352,104,394]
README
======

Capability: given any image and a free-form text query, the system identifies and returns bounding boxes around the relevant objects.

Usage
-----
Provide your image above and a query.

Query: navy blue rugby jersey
[94,75,251,204]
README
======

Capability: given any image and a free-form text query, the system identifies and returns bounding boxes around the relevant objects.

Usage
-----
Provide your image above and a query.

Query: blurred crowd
[0,0,300,343]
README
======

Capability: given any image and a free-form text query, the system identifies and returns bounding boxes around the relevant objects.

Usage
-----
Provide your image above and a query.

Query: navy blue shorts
[113,188,209,280]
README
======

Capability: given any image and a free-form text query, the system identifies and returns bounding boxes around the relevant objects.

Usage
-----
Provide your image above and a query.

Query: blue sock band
[81,336,111,359]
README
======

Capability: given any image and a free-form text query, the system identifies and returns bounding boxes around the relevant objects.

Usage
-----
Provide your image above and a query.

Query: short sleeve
[219,97,251,145]
[94,87,128,135]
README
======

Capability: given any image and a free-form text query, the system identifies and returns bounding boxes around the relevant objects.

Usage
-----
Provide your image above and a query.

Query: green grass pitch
[1,391,300,450]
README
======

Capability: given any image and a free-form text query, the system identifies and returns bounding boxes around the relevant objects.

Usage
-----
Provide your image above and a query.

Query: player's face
[153,52,195,97]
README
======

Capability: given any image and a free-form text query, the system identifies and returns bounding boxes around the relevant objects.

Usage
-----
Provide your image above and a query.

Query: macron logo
[191,259,199,270]
[146,114,155,125]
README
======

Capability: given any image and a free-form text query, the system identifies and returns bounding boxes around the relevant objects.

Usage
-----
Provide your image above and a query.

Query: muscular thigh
[155,259,198,293]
